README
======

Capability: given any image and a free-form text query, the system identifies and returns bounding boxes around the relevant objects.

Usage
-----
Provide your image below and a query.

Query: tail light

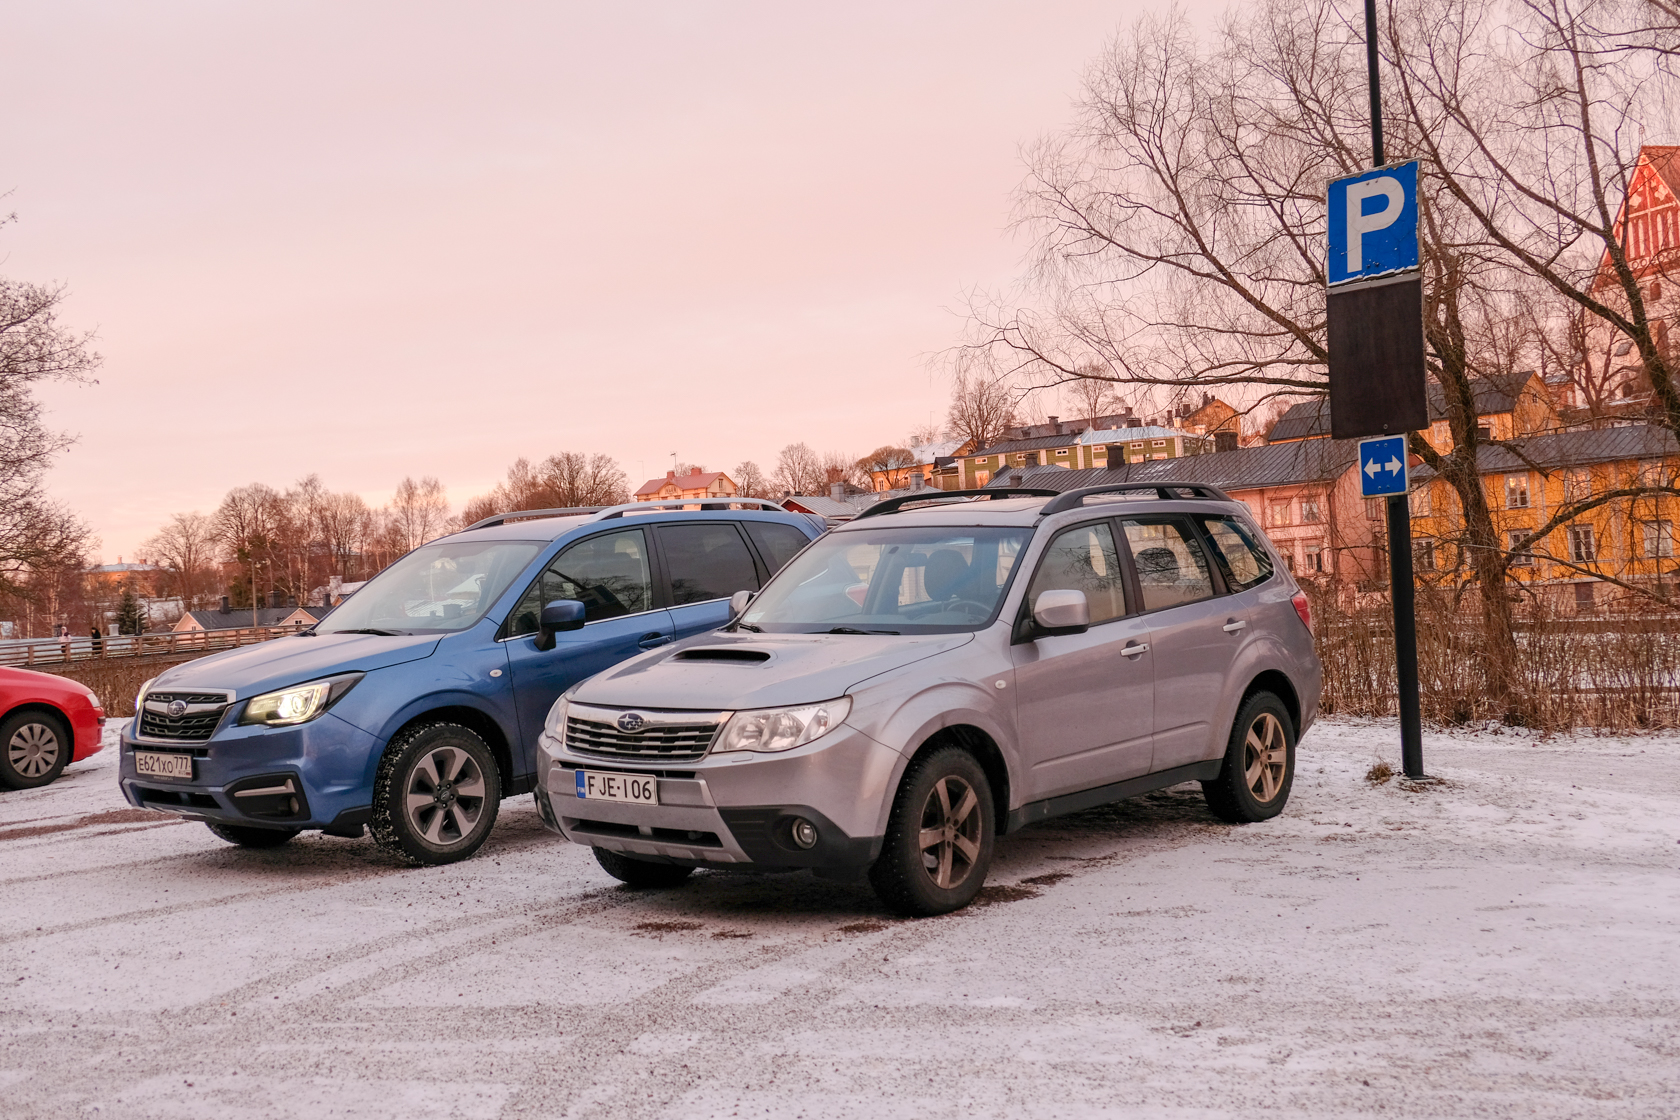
[1291,591,1312,632]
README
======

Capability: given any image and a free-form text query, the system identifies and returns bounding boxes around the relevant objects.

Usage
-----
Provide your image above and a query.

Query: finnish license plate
[134,751,194,781]
[574,770,658,805]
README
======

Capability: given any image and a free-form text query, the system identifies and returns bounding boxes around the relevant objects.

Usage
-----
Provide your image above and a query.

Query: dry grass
[1308,584,1680,732]
[1365,761,1395,785]
[21,654,206,716]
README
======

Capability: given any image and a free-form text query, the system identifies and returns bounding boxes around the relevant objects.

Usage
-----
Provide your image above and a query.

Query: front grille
[139,691,231,742]
[565,709,723,762]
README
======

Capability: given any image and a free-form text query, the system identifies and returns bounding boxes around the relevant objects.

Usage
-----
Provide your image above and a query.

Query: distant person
[57,623,71,662]
[90,625,103,656]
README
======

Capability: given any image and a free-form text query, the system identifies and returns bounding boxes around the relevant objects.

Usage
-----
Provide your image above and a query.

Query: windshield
[317,540,543,634]
[739,526,1030,634]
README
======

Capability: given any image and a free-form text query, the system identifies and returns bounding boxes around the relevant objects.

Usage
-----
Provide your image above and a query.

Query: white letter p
[1345,176,1405,273]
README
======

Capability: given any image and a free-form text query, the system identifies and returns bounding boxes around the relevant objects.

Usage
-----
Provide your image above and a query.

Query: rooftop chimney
[220,595,230,613]
[910,470,924,491]
[1048,415,1061,434]
[666,469,676,480]
[269,589,283,609]
[690,466,703,476]
[830,481,844,502]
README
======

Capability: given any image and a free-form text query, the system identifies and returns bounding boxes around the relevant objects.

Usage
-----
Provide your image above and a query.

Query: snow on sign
[1359,434,1409,498]
[1326,161,1419,286]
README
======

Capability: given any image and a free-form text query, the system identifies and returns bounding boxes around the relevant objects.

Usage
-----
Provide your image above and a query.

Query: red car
[0,666,106,789]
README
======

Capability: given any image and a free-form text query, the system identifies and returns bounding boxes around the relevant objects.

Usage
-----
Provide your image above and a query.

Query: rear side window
[660,523,760,605]
[505,528,652,636]
[1026,522,1129,624]
[1121,518,1214,611]
[1199,516,1275,592]
[744,520,812,573]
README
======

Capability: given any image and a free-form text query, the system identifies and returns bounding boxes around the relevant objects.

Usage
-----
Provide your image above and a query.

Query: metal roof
[986,438,1360,494]
[1268,372,1539,442]
[1468,423,1679,473]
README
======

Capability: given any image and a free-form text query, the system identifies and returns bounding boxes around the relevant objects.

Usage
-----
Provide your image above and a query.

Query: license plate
[135,751,194,781]
[575,770,658,805]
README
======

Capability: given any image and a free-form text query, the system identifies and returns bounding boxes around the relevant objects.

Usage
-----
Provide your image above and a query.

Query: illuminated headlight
[714,697,851,754]
[134,677,158,715]
[239,674,361,727]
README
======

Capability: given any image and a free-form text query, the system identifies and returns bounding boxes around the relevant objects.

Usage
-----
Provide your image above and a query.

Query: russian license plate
[134,751,194,781]
[575,769,658,805]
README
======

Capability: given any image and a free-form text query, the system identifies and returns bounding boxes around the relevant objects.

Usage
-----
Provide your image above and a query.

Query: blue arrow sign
[1358,435,1409,498]
[1327,161,1420,287]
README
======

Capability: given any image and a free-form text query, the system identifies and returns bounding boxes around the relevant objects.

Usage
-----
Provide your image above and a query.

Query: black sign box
[1328,274,1428,440]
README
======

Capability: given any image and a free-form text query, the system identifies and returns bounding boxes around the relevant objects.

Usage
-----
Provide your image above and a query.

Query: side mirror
[729,589,755,617]
[534,599,586,651]
[1031,589,1090,636]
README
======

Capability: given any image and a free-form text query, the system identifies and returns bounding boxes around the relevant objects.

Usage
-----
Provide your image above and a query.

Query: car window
[318,540,542,634]
[1121,518,1214,611]
[660,522,760,605]
[1198,516,1274,592]
[743,520,812,573]
[505,528,652,636]
[1025,522,1129,624]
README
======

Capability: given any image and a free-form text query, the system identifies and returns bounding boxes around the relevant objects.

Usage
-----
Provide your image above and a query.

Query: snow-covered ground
[1,719,1676,1119]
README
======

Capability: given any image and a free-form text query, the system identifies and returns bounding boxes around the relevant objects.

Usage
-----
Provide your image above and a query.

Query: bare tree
[465,452,629,520]
[141,512,216,609]
[733,460,773,499]
[945,358,1021,452]
[772,443,824,496]
[0,268,101,594]
[388,477,451,552]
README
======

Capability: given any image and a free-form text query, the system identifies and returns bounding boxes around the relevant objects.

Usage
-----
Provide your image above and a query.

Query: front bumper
[535,723,900,872]
[118,712,382,831]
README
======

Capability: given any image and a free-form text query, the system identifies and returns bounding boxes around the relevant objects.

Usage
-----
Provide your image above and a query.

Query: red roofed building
[634,467,738,501]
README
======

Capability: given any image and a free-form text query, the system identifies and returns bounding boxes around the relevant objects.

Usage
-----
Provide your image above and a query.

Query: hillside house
[634,468,738,501]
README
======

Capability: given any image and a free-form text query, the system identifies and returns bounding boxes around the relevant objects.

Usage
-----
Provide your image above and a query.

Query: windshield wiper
[733,621,763,632]
[824,626,900,635]
[326,627,405,636]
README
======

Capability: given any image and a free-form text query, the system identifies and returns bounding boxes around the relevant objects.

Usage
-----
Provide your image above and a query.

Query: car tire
[371,722,501,866]
[206,822,300,848]
[1202,691,1296,824]
[0,709,71,790]
[869,746,995,917]
[592,846,695,888]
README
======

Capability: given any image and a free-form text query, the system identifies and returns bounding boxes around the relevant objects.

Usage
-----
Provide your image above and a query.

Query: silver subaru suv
[533,483,1321,915]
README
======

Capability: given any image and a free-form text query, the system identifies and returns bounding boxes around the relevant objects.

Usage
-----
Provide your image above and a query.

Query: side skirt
[1003,760,1224,834]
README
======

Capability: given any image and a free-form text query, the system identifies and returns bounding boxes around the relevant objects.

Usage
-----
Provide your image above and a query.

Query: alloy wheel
[917,775,982,890]
[8,722,61,779]
[402,747,487,846]
[1243,712,1287,803]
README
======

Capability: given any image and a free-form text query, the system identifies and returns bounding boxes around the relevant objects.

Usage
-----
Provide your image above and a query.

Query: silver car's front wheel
[372,723,501,865]
[870,746,995,916]
[0,712,70,790]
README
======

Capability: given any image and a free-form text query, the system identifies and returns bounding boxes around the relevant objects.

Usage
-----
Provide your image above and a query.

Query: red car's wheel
[0,709,71,790]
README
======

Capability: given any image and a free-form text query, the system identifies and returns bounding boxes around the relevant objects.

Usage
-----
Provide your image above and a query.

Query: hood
[574,629,974,711]
[153,632,442,698]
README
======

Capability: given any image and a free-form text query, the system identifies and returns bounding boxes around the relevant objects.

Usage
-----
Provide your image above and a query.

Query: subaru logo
[166,700,188,718]
[616,712,647,734]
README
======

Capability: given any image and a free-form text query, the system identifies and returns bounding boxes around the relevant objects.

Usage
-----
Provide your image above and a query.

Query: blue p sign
[1327,161,1419,286]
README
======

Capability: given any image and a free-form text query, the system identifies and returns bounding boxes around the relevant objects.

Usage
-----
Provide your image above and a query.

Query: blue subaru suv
[118,501,823,864]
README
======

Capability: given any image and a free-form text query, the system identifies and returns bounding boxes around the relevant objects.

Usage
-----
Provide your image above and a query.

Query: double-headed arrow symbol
[1363,456,1403,478]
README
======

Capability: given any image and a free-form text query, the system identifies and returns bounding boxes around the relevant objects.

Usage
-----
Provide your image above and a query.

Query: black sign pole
[1364,0,1425,778]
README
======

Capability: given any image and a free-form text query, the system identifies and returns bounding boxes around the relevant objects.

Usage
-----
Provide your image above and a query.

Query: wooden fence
[0,626,302,669]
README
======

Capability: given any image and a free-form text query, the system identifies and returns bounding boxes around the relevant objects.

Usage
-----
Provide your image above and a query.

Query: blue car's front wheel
[372,722,501,865]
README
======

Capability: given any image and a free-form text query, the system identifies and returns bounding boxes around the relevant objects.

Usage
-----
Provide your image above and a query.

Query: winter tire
[0,710,71,790]
[206,822,300,848]
[1202,691,1296,824]
[869,746,995,917]
[371,722,501,866]
[592,846,696,888]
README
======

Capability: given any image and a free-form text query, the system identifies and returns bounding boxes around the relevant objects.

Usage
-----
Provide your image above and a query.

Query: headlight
[714,696,851,754]
[134,677,158,715]
[238,674,362,727]
[544,696,570,742]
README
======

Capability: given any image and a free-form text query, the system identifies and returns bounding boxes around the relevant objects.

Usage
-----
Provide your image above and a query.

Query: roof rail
[1037,481,1238,517]
[461,506,609,531]
[851,487,1060,520]
[592,497,790,519]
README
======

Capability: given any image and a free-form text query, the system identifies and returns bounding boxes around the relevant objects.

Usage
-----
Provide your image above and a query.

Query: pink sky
[6,1,1213,562]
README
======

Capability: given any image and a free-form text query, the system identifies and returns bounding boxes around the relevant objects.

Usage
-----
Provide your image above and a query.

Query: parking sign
[1327,161,1419,286]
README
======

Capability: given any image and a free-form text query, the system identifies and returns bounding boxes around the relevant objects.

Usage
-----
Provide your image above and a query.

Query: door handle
[638,633,672,650]
[1121,642,1149,658]
[1222,620,1247,633]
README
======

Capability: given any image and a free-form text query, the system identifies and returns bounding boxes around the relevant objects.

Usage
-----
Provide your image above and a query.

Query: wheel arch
[380,704,515,796]
[1241,670,1301,735]
[904,723,1010,835]
[1,702,72,736]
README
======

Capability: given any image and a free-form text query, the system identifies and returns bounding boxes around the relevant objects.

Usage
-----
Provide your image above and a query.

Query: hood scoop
[672,648,772,664]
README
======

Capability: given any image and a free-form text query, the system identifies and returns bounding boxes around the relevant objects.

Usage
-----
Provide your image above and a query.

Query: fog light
[790,818,818,849]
